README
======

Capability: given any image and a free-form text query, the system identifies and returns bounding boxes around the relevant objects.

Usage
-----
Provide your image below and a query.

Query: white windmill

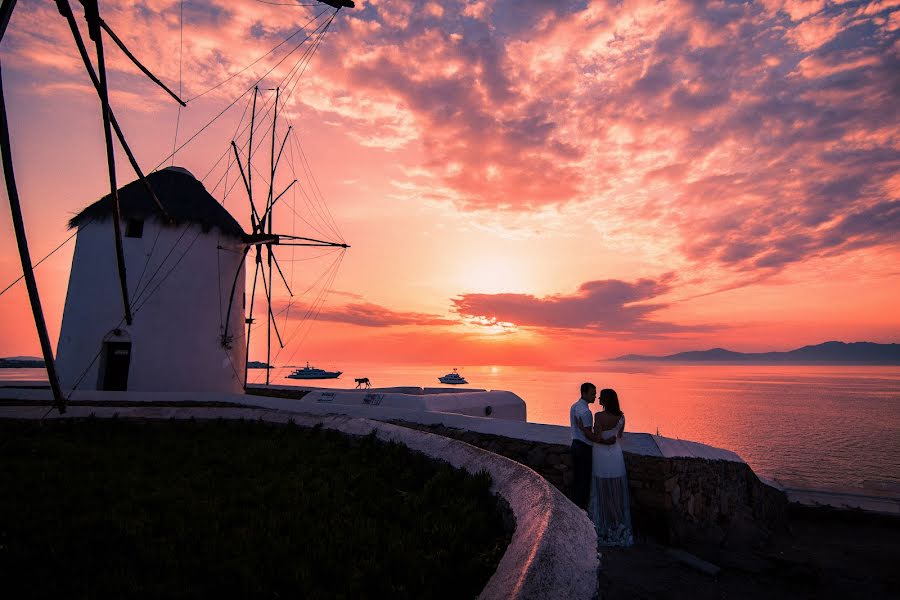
[0,0,354,406]
[56,166,251,393]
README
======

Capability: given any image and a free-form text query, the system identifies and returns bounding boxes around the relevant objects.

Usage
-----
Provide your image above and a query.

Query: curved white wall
[56,219,246,393]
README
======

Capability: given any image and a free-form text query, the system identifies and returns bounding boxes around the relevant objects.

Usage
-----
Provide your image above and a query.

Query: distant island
[0,356,45,368]
[611,341,900,364]
[246,361,273,369]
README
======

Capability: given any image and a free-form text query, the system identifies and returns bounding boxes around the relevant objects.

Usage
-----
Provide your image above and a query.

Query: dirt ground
[598,505,900,599]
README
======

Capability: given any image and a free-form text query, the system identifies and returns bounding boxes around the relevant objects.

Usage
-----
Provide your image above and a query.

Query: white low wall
[298,389,527,421]
[0,404,599,600]
[0,386,740,462]
[3,383,526,421]
[249,384,490,396]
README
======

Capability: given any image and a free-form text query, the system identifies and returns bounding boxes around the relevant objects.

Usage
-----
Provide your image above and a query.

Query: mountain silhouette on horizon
[610,341,900,364]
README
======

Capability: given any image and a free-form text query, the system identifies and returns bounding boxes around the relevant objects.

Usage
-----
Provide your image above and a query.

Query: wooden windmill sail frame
[222,85,349,388]
[0,0,189,412]
[0,0,355,409]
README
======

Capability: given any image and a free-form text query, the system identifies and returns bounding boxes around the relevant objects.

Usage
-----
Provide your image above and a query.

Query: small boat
[286,362,342,380]
[438,368,468,385]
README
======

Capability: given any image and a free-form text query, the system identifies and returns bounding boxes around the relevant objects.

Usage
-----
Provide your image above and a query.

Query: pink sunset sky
[0,0,898,366]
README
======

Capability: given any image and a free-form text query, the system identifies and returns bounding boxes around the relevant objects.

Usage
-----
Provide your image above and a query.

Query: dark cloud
[180,2,232,28]
[825,200,900,251]
[451,276,713,337]
[491,0,586,35]
[271,299,457,328]
[669,85,731,114]
[633,60,675,97]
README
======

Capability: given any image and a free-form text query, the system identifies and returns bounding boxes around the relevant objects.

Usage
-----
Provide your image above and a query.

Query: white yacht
[286,362,342,380]
[439,368,468,385]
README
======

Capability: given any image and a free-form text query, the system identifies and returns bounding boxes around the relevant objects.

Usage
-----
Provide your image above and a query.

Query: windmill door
[100,341,131,391]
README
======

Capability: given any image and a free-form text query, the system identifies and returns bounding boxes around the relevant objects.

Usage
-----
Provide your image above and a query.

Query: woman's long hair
[599,388,623,416]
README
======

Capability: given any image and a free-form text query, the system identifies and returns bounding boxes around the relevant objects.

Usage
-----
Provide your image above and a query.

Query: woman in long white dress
[588,388,634,547]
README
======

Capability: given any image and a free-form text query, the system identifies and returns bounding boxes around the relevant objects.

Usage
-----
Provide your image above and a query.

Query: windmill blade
[266,249,345,371]
[270,250,293,297]
[259,259,285,349]
[231,141,261,231]
[81,0,133,325]
[57,0,172,222]
[247,87,259,226]
[265,87,279,387]
[220,245,252,348]
[259,251,283,386]
[259,179,297,231]
[272,178,297,207]
[273,126,292,176]
[94,14,186,106]
[260,87,281,236]
[277,234,349,248]
[266,87,279,218]
[244,250,263,388]
[231,19,352,385]
[278,241,349,247]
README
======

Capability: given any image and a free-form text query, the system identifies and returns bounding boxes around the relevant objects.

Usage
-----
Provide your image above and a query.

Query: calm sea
[5,363,900,492]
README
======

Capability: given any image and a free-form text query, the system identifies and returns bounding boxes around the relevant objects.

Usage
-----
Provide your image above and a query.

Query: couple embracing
[570,382,634,547]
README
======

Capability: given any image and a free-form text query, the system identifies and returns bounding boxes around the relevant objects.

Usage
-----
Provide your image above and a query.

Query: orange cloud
[452,276,717,338]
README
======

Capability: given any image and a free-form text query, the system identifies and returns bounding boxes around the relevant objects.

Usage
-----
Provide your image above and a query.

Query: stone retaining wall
[395,422,787,549]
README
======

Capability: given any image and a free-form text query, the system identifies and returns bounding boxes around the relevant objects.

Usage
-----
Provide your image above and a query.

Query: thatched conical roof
[69,167,245,239]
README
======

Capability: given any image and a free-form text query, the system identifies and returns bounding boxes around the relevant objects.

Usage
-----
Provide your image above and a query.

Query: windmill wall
[55,218,247,393]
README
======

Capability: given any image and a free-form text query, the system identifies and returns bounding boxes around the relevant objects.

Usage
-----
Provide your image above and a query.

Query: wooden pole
[70,0,186,105]
[0,62,67,413]
[258,264,283,348]
[273,127,291,178]
[244,253,261,389]
[96,17,186,106]
[231,142,260,229]
[240,91,261,387]
[269,89,277,213]
[221,245,251,348]
[0,0,18,42]
[277,234,349,247]
[56,0,171,222]
[247,87,258,232]
[83,0,132,325]
[270,248,293,296]
[266,89,278,385]
[259,180,296,230]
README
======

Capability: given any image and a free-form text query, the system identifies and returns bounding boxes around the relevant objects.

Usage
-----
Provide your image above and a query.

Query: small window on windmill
[125,219,144,238]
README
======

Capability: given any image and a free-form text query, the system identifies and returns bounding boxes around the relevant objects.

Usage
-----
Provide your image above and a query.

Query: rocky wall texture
[394,422,787,549]
[625,454,788,550]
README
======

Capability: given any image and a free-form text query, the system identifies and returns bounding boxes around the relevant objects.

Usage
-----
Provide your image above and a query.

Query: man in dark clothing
[570,382,596,510]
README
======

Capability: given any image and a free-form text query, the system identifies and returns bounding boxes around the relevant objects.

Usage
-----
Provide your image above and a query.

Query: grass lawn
[0,417,511,599]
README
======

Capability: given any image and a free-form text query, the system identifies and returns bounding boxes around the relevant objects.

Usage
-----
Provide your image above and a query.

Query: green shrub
[0,418,511,599]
